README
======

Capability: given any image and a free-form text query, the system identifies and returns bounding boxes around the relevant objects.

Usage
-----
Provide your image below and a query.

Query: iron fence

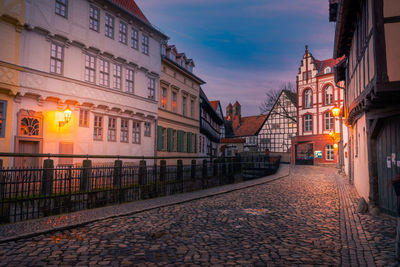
[0,155,280,223]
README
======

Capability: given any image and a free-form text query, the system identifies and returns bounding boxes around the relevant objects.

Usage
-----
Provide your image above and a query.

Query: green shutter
[177,130,183,152]
[157,126,163,151]
[188,132,192,153]
[194,134,197,153]
[167,128,172,152]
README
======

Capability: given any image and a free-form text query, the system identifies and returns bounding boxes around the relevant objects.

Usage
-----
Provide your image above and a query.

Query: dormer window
[324,67,331,74]
[180,60,185,67]
[188,65,193,73]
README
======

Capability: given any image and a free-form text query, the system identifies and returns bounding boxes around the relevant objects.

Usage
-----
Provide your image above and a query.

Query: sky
[136,0,335,116]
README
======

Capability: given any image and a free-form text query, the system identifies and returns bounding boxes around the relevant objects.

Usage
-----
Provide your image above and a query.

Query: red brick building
[292,46,345,165]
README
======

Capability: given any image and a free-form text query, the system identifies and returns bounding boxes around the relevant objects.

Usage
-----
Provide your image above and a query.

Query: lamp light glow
[333,143,338,149]
[331,107,340,117]
[64,106,72,123]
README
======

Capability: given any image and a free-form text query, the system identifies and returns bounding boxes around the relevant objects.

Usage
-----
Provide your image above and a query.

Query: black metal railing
[0,154,280,223]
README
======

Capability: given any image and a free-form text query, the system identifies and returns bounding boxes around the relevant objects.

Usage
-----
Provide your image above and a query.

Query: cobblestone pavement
[0,166,398,266]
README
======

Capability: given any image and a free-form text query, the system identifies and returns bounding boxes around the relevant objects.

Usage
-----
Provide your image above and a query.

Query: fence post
[41,159,54,196]
[80,160,92,192]
[113,160,123,202]
[202,159,207,189]
[139,160,147,199]
[160,160,166,195]
[0,159,3,200]
[177,160,183,193]
[191,160,196,181]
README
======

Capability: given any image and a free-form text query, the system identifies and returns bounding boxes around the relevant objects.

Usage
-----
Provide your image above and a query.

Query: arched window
[304,114,312,132]
[324,112,333,130]
[326,144,334,160]
[324,85,333,105]
[304,89,312,108]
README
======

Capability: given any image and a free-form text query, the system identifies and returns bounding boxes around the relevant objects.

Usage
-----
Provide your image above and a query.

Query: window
[89,5,99,32]
[142,35,149,55]
[148,78,155,99]
[108,117,116,141]
[50,43,63,75]
[55,0,67,17]
[190,99,194,117]
[126,69,134,94]
[85,54,96,83]
[307,71,311,79]
[324,112,334,131]
[99,59,109,86]
[132,121,141,144]
[172,130,177,152]
[304,89,312,108]
[0,101,6,137]
[144,122,151,137]
[161,88,167,109]
[324,85,333,105]
[131,28,138,50]
[93,115,103,140]
[172,92,177,112]
[326,144,334,160]
[113,64,122,89]
[324,67,331,74]
[119,22,127,44]
[79,109,89,127]
[182,96,187,116]
[304,114,312,132]
[120,119,129,143]
[105,14,114,39]
[302,72,306,80]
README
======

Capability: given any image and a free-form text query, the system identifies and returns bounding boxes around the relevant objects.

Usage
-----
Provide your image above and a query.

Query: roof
[111,0,150,24]
[283,90,297,106]
[314,57,344,76]
[233,115,267,137]
[210,101,219,111]
[233,101,241,106]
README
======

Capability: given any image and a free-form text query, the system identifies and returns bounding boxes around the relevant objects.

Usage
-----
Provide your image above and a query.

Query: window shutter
[177,130,183,152]
[157,126,163,151]
[187,132,192,153]
[167,128,172,152]
[194,134,197,153]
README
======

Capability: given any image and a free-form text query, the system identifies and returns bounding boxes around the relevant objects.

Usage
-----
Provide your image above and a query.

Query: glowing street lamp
[331,106,343,170]
[59,106,72,127]
[331,106,341,117]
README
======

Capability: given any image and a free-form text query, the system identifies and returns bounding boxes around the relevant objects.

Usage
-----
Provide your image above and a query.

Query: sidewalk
[0,164,290,243]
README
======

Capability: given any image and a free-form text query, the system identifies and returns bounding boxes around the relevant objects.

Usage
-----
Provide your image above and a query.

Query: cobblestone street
[0,166,397,266]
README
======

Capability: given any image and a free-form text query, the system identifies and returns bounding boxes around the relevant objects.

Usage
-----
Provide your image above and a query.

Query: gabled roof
[111,0,150,24]
[210,101,219,111]
[315,57,344,76]
[282,90,297,106]
[233,115,267,137]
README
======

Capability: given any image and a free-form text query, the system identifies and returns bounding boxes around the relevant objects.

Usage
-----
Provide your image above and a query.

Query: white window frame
[142,34,149,55]
[85,54,96,83]
[144,122,151,137]
[304,114,312,132]
[131,28,138,50]
[55,0,67,18]
[79,109,89,127]
[105,13,114,39]
[126,69,134,94]
[324,112,334,131]
[120,118,129,143]
[93,115,103,141]
[148,78,155,99]
[89,5,100,32]
[304,89,312,108]
[50,42,63,75]
[108,117,117,141]
[119,21,127,45]
[324,85,333,105]
[326,144,334,160]
[99,59,110,87]
[113,64,122,90]
[132,121,141,144]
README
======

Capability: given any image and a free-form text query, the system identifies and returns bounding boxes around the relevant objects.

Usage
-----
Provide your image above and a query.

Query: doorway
[17,140,40,168]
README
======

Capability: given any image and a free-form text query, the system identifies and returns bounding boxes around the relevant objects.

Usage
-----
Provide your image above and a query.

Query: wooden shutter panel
[167,128,172,152]
[188,132,192,153]
[177,130,182,152]
[157,126,163,151]
[194,134,197,153]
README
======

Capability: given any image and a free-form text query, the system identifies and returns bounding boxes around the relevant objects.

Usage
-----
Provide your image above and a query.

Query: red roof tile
[111,0,150,24]
[233,115,267,137]
[209,100,219,111]
[315,56,345,76]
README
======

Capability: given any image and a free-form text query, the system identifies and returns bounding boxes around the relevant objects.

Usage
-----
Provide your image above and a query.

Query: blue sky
[136,0,335,116]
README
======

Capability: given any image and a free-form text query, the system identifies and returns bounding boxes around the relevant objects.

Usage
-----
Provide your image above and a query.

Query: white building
[11,0,167,166]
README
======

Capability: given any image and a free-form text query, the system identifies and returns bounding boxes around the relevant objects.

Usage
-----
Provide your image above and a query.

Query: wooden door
[18,141,39,168]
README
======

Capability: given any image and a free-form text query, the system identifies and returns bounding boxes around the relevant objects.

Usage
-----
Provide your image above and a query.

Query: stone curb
[0,165,290,243]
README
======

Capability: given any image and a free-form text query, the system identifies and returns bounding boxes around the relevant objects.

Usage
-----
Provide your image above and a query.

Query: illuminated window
[0,101,6,137]
[113,64,122,89]
[144,122,151,137]
[304,89,312,108]
[142,35,149,55]
[93,115,103,140]
[99,59,109,87]
[79,109,89,127]
[126,69,134,94]
[108,117,116,141]
[324,112,333,131]
[304,114,312,132]
[132,121,141,144]
[172,92,177,112]
[85,54,95,83]
[120,119,129,143]
[148,78,155,99]
[131,28,138,50]
[55,0,67,18]
[182,96,187,116]
[326,144,334,160]
[105,14,114,39]
[161,88,167,109]
[50,43,63,75]
[89,6,99,32]
[324,85,333,105]
[119,21,127,45]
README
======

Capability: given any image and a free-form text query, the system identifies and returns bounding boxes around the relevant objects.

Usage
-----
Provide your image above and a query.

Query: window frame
[161,87,167,109]
[85,54,96,83]
[172,92,177,112]
[126,69,134,94]
[131,28,139,50]
[79,109,89,127]
[144,122,151,137]
[99,58,110,87]
[113,64,122,90]
[142,34,149,55]
[120,118,129,143]
[105,13,114,39]
[89,5,100,32]
[93,115,103,141]
[182,96,187,117]
[326,144,334,160]
[0,100,7,138]
[119,21,127,45]
[324,112,334,131]
[107,117,117,142]
[132,121,141,144]
[324,85,333,105]
[147,78,155,99]
[55,0,68,18]
[304,114,312,132]
[304,89,312,109]
[50,42,64,75]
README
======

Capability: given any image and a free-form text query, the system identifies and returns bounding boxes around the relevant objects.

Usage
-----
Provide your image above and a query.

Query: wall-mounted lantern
[59,106,72,127]
[331,106,341,117]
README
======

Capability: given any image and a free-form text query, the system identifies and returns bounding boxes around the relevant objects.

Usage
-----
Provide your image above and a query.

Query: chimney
[226,103,233,121]
[232,101,241,126]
